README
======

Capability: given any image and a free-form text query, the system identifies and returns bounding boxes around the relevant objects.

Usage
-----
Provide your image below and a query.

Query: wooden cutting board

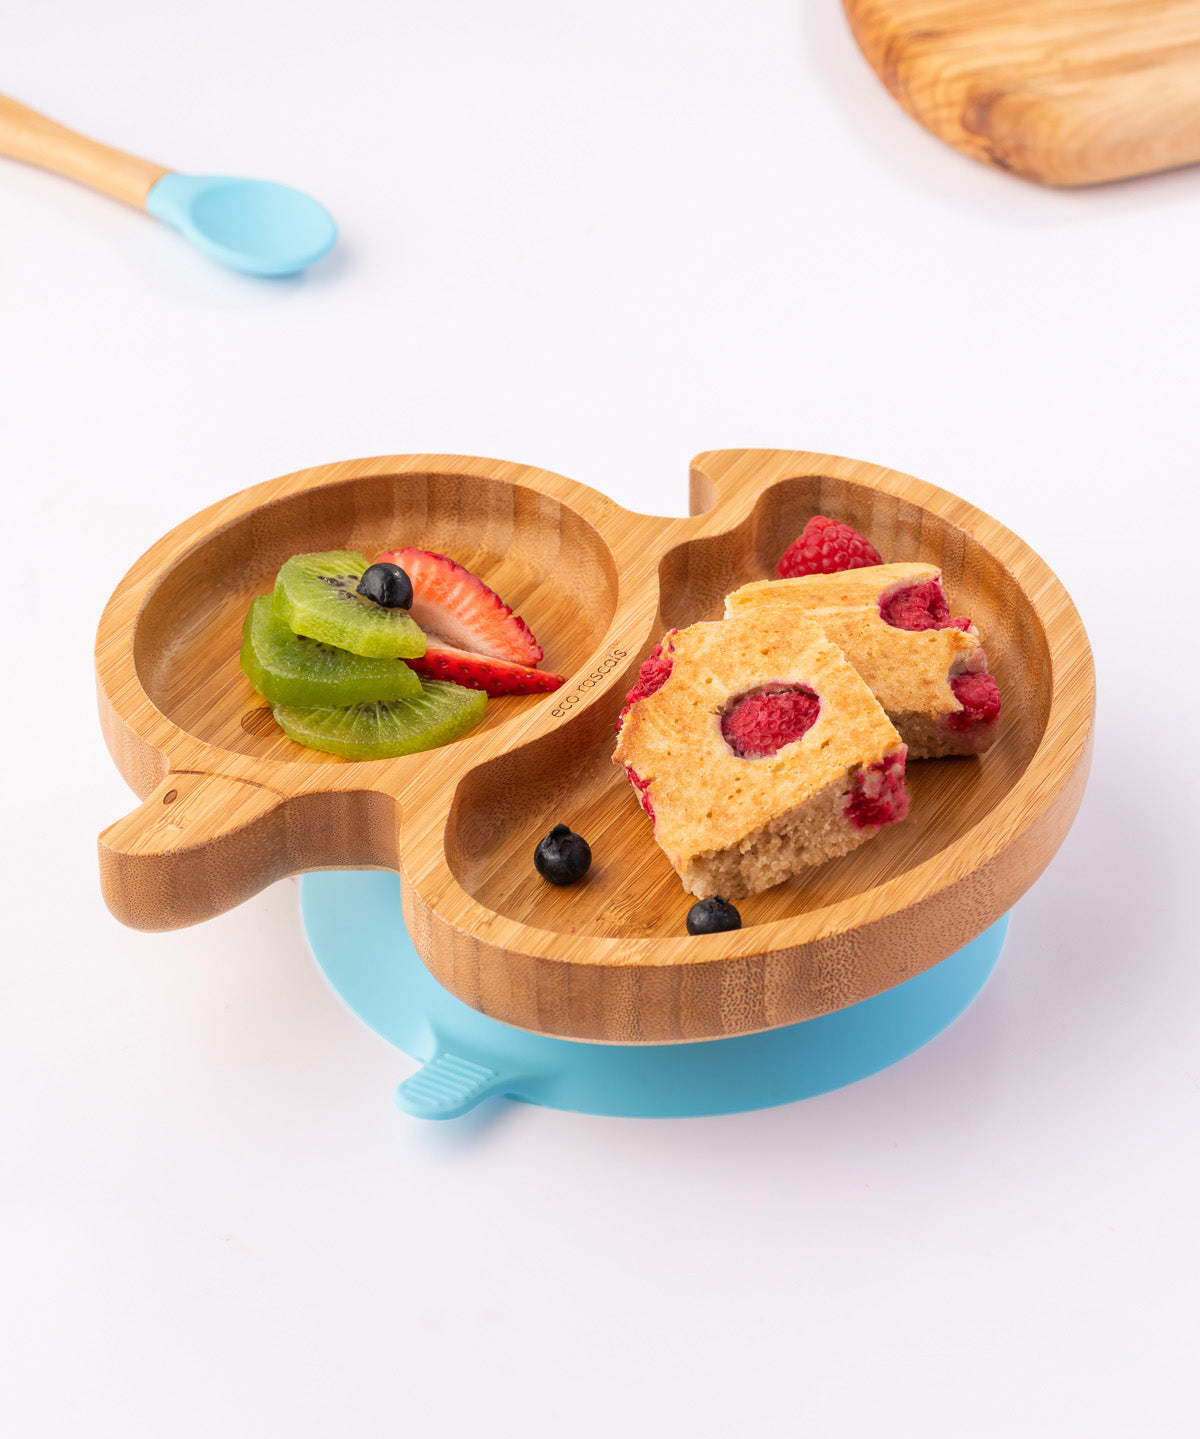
[844,0,1200,185]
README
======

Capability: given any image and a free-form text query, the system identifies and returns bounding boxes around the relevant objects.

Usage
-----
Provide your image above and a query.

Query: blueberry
[356,562,413,609]
[686,896,741,935]
[534,824,592,886]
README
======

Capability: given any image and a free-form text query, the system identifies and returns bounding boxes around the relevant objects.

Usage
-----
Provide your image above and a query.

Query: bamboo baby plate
[96,448,1095,1045]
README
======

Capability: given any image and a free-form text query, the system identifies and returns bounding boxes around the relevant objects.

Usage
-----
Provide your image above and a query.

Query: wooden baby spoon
[0,93,336,276]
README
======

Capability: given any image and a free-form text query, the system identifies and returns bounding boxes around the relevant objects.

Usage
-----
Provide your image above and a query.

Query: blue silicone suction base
[301,871,1006,1120]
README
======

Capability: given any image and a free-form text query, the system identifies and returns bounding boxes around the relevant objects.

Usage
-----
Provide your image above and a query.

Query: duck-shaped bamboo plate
[96,448,1095,1044]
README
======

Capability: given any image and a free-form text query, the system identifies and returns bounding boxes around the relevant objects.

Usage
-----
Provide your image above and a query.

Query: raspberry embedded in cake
[845,752,909,830]
[616,633,677,732]
[949,668,1001,727]
[721,684,821,758]
[613,612,909,900]
[625,764,656,822]
[725,562,1001,758]
[939,666,1003,753]
[879,579,971,633]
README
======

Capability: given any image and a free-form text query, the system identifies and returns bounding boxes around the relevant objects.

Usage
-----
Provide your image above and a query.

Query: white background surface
[3,3,1198,1434]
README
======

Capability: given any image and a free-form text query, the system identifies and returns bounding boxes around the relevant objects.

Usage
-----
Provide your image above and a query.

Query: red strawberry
[406,644,563,698]
[377,548,543,664]
[776,516,882,578]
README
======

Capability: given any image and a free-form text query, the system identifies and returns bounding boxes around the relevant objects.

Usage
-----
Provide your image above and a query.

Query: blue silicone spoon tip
[145,172,337,276]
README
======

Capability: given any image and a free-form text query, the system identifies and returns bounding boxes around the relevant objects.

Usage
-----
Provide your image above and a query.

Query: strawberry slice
[406,645,563,697]
[377,548,543,664]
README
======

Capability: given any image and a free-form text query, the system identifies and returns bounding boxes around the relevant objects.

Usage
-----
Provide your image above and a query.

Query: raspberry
[844,752,909,831]
[880,579,949,630]
[878,579,971,632]
[616,634,676,731]
[721,685,821,759]
[947,669,1001,730]
[776,516,881,578]
[624,766,656,822]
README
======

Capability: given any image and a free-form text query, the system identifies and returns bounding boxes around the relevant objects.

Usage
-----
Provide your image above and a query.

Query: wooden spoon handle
[0,94,168,208]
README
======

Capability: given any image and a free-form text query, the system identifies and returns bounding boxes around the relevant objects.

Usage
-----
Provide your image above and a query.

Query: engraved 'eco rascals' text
[550,649,628,717]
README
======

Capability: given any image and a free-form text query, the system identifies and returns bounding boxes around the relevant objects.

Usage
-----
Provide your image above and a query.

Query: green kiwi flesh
[274,551,426,659]
[272,680,487,759]
[240,595,424,707]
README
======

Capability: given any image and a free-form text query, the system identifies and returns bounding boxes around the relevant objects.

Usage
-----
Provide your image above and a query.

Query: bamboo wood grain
[96,450,1095,1043]
[843,0,1200,185]
[0,94,167,208]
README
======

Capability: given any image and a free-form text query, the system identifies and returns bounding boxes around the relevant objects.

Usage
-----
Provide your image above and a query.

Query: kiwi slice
[272,680,487,760]
[240,595,424,708]
[274,551,426,659]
